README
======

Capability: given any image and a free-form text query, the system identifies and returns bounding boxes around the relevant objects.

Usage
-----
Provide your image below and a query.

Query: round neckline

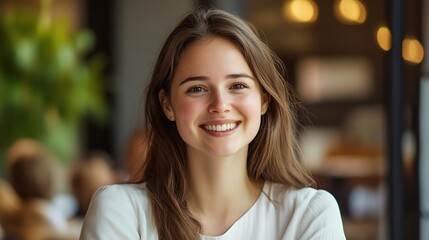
[199,182,268,239]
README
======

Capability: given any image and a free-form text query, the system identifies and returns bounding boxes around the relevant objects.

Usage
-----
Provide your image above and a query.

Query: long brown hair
[141,8,314,240]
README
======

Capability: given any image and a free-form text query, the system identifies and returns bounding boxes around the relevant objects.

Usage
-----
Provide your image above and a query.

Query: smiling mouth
[203,122,238,132]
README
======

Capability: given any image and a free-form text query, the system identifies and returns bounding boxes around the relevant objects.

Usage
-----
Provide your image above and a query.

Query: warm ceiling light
[283,0,318,23]
[334,0,367,24]
[376,26,391,51]
[403,38,424,64]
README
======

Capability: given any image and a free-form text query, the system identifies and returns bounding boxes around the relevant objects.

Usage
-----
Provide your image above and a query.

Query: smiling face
[160,37,268,159]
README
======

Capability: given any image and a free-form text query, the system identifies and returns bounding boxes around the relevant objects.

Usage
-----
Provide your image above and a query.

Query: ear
[159,89,175,121]
[261,91,269,115]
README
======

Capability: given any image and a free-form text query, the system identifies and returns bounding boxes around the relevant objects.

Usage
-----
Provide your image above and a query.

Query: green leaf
[0,4,109,176]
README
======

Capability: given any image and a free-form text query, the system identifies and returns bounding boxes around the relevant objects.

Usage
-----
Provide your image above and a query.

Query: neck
[186,148,261,236]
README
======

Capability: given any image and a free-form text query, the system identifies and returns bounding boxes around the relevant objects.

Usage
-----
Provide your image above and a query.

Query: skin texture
[162,37,268,159]
[160,37,268,235]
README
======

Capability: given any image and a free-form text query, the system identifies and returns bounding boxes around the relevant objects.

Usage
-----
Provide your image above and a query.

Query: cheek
[239,94,263,136]
[173,98,202,123]
[239,94,263,115]
[172,98,202,144]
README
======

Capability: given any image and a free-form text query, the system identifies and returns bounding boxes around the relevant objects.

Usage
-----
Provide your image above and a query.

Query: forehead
[173,37,252,79]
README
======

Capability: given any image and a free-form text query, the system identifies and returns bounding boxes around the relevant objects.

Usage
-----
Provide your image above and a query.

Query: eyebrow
[178,73,254,86]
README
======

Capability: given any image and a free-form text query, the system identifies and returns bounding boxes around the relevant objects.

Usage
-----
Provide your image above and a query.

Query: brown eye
[187,86,206,93]
[231,82,248,90]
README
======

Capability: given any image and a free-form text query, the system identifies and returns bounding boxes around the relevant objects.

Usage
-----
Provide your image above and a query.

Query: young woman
[80,8,346,240]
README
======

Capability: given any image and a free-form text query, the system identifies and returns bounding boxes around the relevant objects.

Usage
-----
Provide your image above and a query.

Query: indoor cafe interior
[0,0,427,239]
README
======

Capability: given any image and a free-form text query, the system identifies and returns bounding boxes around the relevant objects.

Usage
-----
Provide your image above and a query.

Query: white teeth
[204,123,237,132]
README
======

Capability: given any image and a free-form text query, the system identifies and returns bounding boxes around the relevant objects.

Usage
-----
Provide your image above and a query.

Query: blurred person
[7,153,69,240]
[122,129,149,183]
[69,151,117,217]
[6,138,45,170]
[81,8,345,239]
[0,179,21,236]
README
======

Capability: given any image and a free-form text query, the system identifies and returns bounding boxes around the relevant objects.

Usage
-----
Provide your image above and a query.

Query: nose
[208,90,231,113]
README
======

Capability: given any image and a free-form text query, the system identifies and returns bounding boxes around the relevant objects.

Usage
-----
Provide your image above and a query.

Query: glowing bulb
[403,38,424,64]
[376,26,391,51]
[334,0,367,24]
[283,0,318,23]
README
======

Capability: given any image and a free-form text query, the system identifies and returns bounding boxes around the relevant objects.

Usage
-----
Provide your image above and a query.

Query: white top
[80,182,346,240]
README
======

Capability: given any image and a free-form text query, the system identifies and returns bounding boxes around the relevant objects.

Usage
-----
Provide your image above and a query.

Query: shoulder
[92,183,150,204]
[94,182,149,196]
[87,183,151,220]
[265,181,341,216]
[264,182,336,206]
[80,183,157,239]
[263,182,346,239]
[88,183,151,217]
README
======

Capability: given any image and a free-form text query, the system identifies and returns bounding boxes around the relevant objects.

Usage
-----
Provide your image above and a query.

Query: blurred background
[0,0,427,239]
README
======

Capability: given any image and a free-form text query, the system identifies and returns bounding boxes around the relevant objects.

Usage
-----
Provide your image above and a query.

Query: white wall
[113,1,193,163]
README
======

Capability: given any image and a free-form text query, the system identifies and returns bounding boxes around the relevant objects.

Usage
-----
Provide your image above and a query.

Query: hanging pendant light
[376,26,391,51]
[334,0,367,24]
[403,38,424,64]
[283,0,318,23]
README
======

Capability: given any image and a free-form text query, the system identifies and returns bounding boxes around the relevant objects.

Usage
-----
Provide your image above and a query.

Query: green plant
[0,2,107,177]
